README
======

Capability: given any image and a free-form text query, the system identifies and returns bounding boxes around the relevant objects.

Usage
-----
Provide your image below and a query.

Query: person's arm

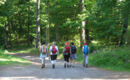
[70,46,71,55]
[56,46,59,55]
[82,46,84,53]
[49,46,52,55]
[45,46,48,55]
[75,46,77,53]
[40,46,42,54]
[63,47,65,54]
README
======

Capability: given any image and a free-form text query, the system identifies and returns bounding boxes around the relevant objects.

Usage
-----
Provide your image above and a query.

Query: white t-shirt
[49,45,58,55]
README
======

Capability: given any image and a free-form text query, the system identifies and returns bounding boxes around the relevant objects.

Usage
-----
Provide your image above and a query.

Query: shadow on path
[0,53,130,80]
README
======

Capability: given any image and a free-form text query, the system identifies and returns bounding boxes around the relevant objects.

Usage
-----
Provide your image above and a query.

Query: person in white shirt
[49,42,59,69]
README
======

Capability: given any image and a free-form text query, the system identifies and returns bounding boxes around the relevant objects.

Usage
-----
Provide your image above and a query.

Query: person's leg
[51,55,55,69]
[41,58,44,68]
[64,55,67,68]
[70,55,73,67]
[53,55,57,69]
[71,54,76,67]
[43,57,45,67]
[66,55,70,68]
[83,54,86,67]
[54,55,57,64]
[85,55,88,67]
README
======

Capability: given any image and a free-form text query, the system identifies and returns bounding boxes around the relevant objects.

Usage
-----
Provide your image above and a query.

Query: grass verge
[0,49,30,65]
[88,46,130,72]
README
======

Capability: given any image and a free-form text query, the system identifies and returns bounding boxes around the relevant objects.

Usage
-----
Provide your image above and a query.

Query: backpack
[52,46,57,54]
[42,45,46,54]
[65,46,70,54]
[83,45,89,54]
[71,46,76,54]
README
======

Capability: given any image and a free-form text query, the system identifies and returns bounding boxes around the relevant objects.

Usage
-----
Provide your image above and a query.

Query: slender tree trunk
[80,0,86,48]
[55,24,59,43]
[45,0,50,44]
[86,29,90,43]
[27,0,31,46]
[120,11,129,46]
[19,12,23,36]
[5,23,9,49]
[46,24,50,44]
[120,0,129,46]
[35,0,41,48]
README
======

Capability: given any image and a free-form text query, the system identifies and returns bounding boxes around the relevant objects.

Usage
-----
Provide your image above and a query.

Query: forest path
[0,53,130,80]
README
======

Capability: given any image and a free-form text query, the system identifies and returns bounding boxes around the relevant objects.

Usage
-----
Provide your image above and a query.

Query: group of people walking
[40,42,89,69]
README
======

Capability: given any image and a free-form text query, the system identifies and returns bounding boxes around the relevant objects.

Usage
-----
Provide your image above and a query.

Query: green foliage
[0,0,129,47]
[88,46,130,72]
[126,26,130,44]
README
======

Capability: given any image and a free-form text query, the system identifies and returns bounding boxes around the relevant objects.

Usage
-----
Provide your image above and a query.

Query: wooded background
[0,0,129,49]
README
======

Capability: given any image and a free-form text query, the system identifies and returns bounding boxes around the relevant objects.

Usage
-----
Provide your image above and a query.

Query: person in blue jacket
[83,43,89,68]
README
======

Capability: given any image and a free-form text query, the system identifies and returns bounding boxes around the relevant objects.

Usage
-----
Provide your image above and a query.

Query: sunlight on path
[0,54,130,80]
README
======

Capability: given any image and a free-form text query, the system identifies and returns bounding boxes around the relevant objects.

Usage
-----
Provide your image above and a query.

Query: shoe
[64,63,66,68]
[86,64,88,68]
[83,64,85,67]
[41,64,44,69]
[52,64,55,69]
[43,64,45,68]
[69,65,72,68]
[41,66,43,69]
[67,64,69,68]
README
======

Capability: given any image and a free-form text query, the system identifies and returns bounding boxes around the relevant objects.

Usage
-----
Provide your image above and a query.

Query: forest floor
[0,53,130,80]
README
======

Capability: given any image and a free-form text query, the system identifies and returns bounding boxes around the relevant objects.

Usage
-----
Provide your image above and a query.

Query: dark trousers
[64,54,70,62]
[51,55,57,60]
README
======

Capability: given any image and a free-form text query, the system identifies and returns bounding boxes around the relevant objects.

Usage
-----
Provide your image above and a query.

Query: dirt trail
[0,53,130,80]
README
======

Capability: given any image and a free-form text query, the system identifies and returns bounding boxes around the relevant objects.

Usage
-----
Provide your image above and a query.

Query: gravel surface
[0,53,130,80]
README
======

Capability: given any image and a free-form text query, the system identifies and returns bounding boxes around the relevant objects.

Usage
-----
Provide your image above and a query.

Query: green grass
[88,46,130,72]
[0,49,30,65]
[8,47,40,55]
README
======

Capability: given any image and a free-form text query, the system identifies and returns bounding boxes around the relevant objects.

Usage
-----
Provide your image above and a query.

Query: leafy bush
[88,46,130,71]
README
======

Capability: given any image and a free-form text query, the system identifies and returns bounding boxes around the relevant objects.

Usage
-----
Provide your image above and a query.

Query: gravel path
[0,53,130,80]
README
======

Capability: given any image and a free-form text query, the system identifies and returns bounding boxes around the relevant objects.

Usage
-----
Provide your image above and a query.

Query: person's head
[65,42,69,46]
[52,42,56,45]
[84,42,88,45]
[42,42,46,45]
[71,42,74,45]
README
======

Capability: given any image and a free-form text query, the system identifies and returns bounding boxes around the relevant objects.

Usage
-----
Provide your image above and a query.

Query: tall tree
[46,0,50,44]
[4,22,9,48]
[27,0,31,46]
[35,0,41,48]
[80,0,86,47]
[120,0,130,46]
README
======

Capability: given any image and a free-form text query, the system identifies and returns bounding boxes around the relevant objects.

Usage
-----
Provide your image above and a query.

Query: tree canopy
[0,0,129,49]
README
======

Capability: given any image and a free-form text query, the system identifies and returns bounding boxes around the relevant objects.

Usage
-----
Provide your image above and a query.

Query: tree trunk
[46,0,50,44]
[120,0,129,46]
[5,23,9,49]
[80,0,86,48]
[46,24,50,44]
[86,29,90,44]
[27,0,31,46]
[19,12,23,36]
[35,0,41,48]
[55,24,59,43]
[120,12,129,46]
